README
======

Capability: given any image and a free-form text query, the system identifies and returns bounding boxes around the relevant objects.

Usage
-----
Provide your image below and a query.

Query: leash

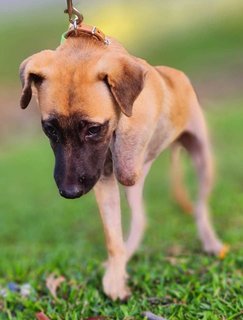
[64,0,83,30]
[62,0,110,45]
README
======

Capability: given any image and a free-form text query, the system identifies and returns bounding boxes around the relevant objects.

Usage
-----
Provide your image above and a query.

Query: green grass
[0,99,243,319]
[0,11,65,85]
[137,10,243,74]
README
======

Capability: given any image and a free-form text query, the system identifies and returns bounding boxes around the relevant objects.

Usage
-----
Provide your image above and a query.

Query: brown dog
[19,24,228,300]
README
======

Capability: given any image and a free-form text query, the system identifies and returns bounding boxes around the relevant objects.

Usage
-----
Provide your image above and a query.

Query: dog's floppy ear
[101,55,147,117]
[19,50,54,109]
[19,59,44,109]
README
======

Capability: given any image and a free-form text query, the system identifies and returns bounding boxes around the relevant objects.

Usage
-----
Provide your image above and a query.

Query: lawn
[0,1,243,319]
[0,98,242,319]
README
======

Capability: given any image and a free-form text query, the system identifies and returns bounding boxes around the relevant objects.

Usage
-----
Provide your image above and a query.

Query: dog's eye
[44,125,59,142]
[87,126,101,136]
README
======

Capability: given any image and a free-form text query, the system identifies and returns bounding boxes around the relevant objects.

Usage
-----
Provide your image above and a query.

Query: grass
[0,98,242,319]
[0,1,243,318]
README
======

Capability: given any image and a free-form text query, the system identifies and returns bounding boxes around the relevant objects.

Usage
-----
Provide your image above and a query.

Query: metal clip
[64,0,83,26]
[92,26,97,35]
[104,38,111,46]
[73,18,78,31]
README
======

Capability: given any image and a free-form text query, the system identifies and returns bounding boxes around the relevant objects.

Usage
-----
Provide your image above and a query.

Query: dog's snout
[56,173,100,199]
[59,186,84,199]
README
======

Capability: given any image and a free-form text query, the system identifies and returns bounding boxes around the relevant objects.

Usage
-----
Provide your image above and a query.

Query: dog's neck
[59,23,128,57]
[64,24,110,45]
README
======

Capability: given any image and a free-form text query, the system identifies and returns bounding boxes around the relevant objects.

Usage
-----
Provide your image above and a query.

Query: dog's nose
[79,175,86,184]
[59,186,84,199]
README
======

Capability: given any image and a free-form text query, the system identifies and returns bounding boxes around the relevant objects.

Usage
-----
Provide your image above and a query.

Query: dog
[19,23,228,300]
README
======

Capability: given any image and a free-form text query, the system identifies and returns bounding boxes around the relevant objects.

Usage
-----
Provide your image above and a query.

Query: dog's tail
[170,143,193,214]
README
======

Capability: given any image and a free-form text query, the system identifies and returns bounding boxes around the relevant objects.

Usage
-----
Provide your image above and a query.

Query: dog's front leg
[125,161,152,261]
[94,173,130,301]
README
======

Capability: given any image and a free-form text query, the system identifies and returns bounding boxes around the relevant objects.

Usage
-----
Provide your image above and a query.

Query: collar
[61,24,111,45]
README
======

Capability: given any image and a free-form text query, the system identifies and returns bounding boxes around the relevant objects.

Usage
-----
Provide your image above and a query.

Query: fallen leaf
[142,311,168,320]
[46,273,65,299]
[36,312,51,320]
[164,256,188,266]
[164,257,178,266]
[166,245,184,256]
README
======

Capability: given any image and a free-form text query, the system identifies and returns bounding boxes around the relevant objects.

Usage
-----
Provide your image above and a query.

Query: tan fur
[171,144,193,214]
[19,29,227,301]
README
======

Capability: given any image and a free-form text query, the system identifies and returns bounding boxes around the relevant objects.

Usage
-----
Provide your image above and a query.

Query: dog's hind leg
[94,173,130,300]
[125,161,152,261]
[179,107,227,257]
[171,143,193,214]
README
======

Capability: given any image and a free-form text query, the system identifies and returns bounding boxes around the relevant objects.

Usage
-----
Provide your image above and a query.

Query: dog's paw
[103,276,131,301]
[102,263,131,301]
[203,242,229,259]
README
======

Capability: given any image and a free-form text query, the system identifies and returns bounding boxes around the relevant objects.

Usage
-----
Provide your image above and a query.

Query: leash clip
[64,0,83,27]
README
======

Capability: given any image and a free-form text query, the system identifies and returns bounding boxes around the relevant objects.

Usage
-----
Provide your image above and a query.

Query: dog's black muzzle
[59,186,84,199]
[55,170,101,199]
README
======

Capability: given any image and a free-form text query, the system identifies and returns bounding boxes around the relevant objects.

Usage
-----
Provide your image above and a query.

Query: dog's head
[19,39,146,198]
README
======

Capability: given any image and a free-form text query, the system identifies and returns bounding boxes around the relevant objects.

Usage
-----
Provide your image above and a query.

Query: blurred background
[0,0,242,265]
